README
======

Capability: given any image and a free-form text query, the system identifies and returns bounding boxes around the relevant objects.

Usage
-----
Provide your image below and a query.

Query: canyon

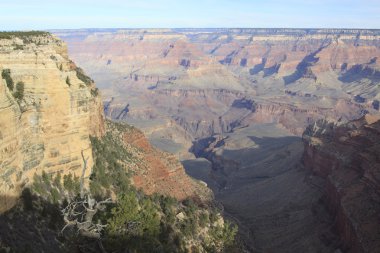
[52,28,380,252]
[0,32,207,212]
[0,32,240,253]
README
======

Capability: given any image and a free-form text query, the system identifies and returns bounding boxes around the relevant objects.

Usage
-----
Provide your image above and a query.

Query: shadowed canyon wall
[303,115,380,253]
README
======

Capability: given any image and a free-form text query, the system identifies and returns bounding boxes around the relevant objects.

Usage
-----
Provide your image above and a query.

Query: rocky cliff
[303,115,380,252]
[0,32,207,214]
[0,32,104,212]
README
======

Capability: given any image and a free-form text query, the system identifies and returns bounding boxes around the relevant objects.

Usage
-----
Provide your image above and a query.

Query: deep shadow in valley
[183,134,341,253]
[0,189,65,253]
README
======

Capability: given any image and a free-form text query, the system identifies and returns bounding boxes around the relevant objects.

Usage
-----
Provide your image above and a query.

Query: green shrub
[13,44,24,50]
[2,69,14,91]
[0,31,49,39]
[107,191,140,236]
[13,81,24,100]
[53,172,62,189]
[91,88,99,97]
[63,173,80,196]
[199,212,209,228]
[75,67,93,86]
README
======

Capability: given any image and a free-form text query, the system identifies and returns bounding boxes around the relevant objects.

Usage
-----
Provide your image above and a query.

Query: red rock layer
[113,123,211,202]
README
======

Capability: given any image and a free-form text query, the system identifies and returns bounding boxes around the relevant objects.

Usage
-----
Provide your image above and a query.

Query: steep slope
[0,32,104,212]
[105,120,211,202]
[303,115,380,252]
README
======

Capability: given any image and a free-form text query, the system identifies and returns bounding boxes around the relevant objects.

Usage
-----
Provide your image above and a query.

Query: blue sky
[1,0,379,30]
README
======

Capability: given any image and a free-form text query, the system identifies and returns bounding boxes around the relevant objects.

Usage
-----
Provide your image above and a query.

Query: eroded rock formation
[53,28,380,159]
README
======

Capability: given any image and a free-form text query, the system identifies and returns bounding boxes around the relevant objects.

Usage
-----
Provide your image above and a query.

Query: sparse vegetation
[2,69,14,91]
[75,67,93,86]
[31,170,81,203]
[1,121,239,252]
[13,81,24,100]
[0,31,50,40]
[13,44,24,50]
[1,70,25,100]
[91,87,99,97]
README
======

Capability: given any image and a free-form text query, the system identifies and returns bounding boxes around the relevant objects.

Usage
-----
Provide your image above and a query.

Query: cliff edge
[0,32,104,212]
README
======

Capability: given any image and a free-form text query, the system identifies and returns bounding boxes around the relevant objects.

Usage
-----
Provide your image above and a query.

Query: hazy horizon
[1,0,379,30]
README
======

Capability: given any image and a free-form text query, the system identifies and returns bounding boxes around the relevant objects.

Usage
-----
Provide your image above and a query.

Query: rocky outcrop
[106,121,212,202]
[303,115,380,252]
[0,33,104,212]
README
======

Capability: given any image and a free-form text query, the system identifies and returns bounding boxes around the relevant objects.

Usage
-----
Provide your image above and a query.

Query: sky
[0,0,379,30]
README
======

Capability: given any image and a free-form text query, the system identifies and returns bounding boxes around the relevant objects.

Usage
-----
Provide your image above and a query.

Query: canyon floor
[183,124,338,252]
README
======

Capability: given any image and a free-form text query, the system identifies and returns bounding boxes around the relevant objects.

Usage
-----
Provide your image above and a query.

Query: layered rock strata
[0,33,104,212]
[53,28,380,159]
[303,115,380,252]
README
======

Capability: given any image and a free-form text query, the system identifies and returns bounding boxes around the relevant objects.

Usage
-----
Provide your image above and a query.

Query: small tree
[107,191,140,236]
[2,69,14,91]
[14,81,24,100]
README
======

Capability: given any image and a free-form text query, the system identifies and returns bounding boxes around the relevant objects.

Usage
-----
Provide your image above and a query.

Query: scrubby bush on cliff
[2,69,14,91]
[0,31,49,39]
[75,67,93,86]
[13,44,24,50]
[31,171,81,203]
[13,81,24,100]
[91,87,99,97]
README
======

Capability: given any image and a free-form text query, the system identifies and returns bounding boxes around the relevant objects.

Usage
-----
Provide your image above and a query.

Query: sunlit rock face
[0,34,105,212]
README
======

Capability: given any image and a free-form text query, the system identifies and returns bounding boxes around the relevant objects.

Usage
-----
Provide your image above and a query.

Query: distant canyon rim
[54,28,380,252]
